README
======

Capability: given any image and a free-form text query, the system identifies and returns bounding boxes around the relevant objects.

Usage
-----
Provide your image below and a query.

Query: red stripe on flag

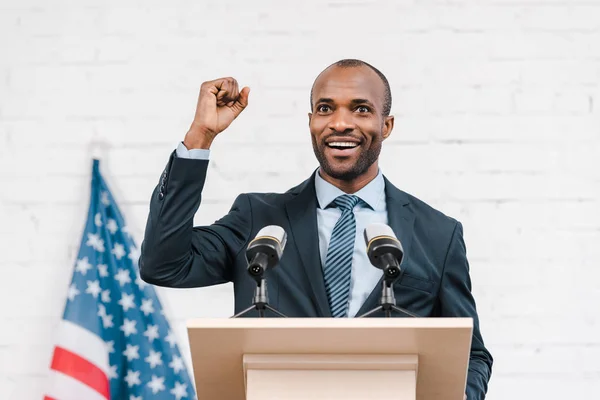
[43,397,56,400]
[50,346,109,399]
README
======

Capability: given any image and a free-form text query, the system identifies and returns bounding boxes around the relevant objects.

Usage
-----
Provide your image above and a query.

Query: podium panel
[244,354,417,400]
[187,318,472,400]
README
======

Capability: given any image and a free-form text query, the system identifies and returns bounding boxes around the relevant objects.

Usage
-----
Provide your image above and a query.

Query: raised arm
[139,78,252,288]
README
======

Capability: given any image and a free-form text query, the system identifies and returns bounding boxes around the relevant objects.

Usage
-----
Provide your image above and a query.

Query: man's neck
[318,163,380,194]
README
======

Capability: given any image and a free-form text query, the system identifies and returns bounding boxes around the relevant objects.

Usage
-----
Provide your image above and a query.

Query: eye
[317,104,332,113]
[356,106,370,113]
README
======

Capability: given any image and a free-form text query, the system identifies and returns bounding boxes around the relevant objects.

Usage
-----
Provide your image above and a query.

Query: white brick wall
[1,0,599,398]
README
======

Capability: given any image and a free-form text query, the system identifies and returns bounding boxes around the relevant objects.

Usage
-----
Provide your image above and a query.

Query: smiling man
[139,59,493,399]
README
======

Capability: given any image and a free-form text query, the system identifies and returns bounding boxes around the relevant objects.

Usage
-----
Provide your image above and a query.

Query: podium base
[243,354,418,400]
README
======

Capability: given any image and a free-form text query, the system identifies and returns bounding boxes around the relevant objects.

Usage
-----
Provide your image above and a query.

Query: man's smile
[324,142,361,157]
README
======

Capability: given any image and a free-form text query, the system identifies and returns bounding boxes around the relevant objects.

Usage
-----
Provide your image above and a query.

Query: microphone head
[364,223,397,244]
[254,225,287,252]
[363,223,404,270]
[246,225,287,274]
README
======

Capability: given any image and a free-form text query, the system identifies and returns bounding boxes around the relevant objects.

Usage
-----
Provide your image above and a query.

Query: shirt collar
[314,168,385,211]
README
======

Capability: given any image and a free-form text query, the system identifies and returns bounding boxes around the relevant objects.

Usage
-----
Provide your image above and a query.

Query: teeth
[328,142,358,148]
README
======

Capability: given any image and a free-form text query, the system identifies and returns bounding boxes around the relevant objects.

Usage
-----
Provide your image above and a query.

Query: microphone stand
[231,278,287,318]
[357,278,420,318]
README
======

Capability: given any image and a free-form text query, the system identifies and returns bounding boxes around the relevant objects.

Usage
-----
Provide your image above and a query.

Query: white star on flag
[98,304,107,317]
[169,355,185,373]
[105,340,115,354]
[112,243,126,260]
[129,396,141,400]
[66,283,80,301]
[143,324,160,342]
[145,349,163,369]
[85,280,101,298]
[128,247,140,264]
[101,191,110,205]
[107,364,118,379]
[120,318,137,337]
[97,304,114,329]
[101,289,111,303]
[171,382,189,400]
[115,268,131,286]
[147,375,166,394]
[135,274,147,290]
[165,330,177,348]
[124,369,141,387]
[123,344,140,361]
[94,213,103,227]
[140,299,154,316]
[118,293,136,311]
[122,224,132,237]
[75,257,92,275]
[106,218,118,234]
[86,233,105,252]
[97,264,108,277]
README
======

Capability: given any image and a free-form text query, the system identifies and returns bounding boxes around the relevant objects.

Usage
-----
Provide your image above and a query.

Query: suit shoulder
[240,175,312,208]
[402,190,459,229]
[241,183,303,208]
[242,191,294,207]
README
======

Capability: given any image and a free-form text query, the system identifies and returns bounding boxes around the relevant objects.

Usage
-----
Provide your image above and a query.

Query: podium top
[187,317,473,329]
[187,318,473,400]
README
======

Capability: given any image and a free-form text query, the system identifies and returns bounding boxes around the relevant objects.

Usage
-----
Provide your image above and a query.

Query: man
[139,59,493,399]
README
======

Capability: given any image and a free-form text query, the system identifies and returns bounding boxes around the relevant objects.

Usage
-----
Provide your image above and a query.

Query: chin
[322,163,362,181]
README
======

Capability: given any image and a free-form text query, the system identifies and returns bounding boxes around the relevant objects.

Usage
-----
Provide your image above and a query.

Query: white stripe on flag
[55,320,109,374]
[46,369,109,400]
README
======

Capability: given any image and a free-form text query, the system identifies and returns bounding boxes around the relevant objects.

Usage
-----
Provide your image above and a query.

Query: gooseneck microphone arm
[231,226,288,318]
[357,223,420,318]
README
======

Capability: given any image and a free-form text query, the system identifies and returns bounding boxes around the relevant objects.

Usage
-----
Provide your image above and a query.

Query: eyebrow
[315,98,376,107]
[349,98,375,107]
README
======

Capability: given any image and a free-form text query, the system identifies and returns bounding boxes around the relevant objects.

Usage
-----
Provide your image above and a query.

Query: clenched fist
[184,77,250,149]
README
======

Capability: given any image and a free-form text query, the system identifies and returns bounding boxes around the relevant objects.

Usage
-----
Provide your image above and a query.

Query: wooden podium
[187,318,472,400]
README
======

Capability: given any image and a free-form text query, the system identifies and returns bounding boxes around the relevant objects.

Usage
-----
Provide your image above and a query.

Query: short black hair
[310,59,392,116]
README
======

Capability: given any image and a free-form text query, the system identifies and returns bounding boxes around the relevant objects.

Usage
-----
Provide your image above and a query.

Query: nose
[328,108,355,134]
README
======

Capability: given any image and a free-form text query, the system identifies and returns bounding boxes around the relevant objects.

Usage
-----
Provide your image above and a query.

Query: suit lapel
[355,177,416,316]
[285,173,332,317]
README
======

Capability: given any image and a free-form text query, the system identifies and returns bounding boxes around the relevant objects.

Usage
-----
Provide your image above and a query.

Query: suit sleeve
[139,151,253,288]
[439,221,493,400]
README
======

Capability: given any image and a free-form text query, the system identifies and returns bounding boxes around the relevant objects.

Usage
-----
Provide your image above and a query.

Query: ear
[308,112,313,125]
[382,115,394,140]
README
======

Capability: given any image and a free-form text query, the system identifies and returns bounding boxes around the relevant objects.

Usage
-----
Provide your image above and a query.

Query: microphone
[363,223,404,283]
[358,223,419,318]
[233,225,289,318]
[245,225,287,281]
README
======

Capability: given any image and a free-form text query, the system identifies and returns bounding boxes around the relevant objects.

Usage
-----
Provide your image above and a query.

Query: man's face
[309,65,393,182]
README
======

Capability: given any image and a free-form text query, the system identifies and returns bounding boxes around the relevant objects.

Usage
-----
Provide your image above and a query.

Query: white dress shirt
[314,170,387,317]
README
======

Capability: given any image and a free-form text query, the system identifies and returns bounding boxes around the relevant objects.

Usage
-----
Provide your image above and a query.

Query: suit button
[158,192,164,200]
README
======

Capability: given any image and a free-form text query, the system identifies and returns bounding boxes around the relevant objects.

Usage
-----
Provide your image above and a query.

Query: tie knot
[330,194,361,212]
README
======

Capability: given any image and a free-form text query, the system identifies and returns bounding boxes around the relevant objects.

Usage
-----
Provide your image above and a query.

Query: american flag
[45,159,196,400]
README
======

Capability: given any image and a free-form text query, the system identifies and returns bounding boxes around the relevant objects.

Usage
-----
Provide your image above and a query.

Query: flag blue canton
[63,159,196,400]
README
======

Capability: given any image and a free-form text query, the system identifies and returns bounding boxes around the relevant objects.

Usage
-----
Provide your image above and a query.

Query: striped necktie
[323,194,361,318]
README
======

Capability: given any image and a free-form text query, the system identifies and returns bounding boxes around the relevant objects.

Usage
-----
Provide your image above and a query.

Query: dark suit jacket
[139,152,493,399]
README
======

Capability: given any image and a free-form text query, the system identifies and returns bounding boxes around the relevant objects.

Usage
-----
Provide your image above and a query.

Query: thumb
[231,86,250,115]
[238,86,250,108]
